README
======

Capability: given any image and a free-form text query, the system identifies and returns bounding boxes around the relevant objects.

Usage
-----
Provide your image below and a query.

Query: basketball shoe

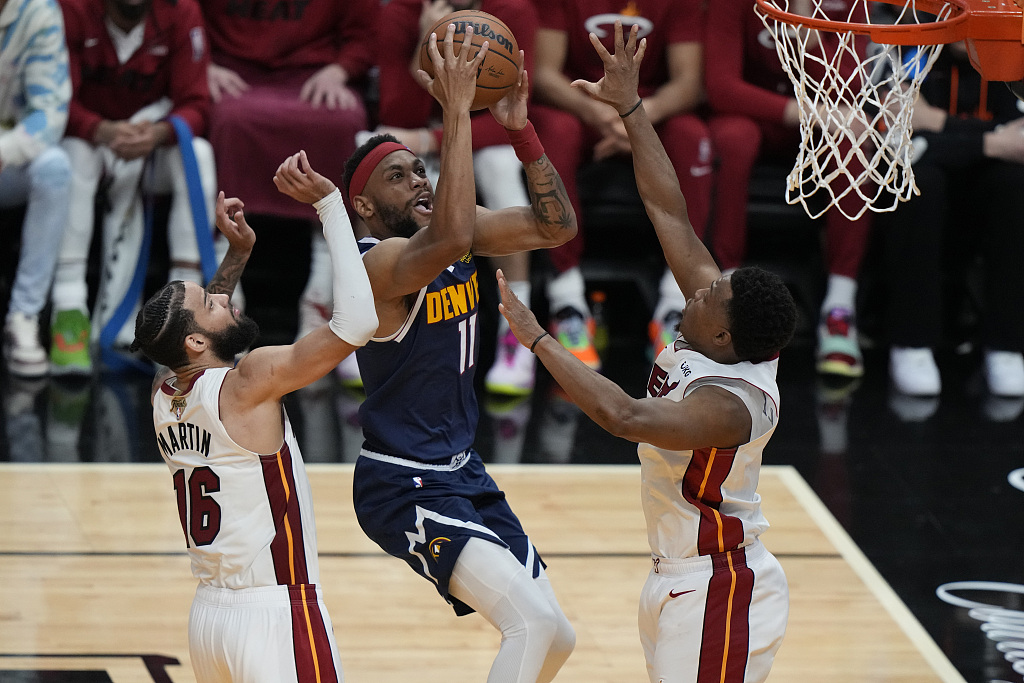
[550,305,600,371]
[485,329,535,396]
[889,347,940,396]
[4,312,48,378]
[648,309,682,360]
[335,352,363,390]
[815,307,863,378]
[985,349,1024,398]
[50,309,92,376]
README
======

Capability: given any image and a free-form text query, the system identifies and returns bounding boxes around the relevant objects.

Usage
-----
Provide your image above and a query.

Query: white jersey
[153,367,321,589]
[638,337,780,560]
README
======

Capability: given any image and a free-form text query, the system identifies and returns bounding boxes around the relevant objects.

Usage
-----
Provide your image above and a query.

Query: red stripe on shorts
[290,584,339,683]
[696,546,754,683]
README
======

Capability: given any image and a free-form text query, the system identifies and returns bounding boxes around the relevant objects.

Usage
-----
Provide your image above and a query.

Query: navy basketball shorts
[353,448,544,615]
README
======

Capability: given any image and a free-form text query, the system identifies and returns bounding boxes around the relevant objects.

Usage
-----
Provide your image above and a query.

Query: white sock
[653,268,687,322]
[474,146,529,209]
[546,267,589,317]
[449,538,575,683]
[821,274,857,315]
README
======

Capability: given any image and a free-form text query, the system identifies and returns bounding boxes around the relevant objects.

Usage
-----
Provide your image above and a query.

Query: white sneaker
[335,352,362,389]
[984,350,1024,397]
[4,312,48,377]
[889,346,941,396]
[485,329,536,396]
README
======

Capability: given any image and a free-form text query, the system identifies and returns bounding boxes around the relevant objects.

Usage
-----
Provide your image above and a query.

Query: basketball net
[756,0,953,220]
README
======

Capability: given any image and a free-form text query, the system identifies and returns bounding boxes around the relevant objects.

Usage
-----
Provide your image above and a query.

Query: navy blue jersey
[356,237,481,462]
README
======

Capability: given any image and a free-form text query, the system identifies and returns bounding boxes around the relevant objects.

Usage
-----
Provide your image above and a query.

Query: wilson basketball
[419,10,520,111]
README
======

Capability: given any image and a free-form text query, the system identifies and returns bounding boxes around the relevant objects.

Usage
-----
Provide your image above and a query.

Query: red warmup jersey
[200,0,376,78]
[705,0,868,124]
[60,0,210,141]
[377,0,538,134]
[537,0,702,97]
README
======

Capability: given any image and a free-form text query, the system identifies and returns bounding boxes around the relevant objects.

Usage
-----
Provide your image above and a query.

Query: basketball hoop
[753,0,1024,220]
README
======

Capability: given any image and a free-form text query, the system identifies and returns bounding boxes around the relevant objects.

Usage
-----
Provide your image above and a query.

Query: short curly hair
[130,281,199,370]
[726,267,798,363]
[343,132,402,200]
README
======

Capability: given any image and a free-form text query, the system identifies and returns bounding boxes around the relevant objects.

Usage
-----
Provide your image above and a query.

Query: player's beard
[205,314,260,362]
[377,200,420,239]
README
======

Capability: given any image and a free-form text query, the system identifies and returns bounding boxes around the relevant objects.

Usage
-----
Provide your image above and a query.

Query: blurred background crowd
[2,0,1023,442]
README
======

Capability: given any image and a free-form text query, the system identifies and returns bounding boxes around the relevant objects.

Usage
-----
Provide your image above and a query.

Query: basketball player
[130,151,377,682]
[343,26,577,682]
[497,24,797,683]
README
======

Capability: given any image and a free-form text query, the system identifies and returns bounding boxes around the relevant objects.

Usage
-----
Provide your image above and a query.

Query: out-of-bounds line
[775,465,968,683]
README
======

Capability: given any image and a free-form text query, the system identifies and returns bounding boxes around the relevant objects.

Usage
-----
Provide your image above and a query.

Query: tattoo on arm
[206,250,249,296]
[524,155,574,230]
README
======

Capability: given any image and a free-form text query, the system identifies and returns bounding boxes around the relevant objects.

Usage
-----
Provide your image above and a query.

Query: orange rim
[754,0,970,45]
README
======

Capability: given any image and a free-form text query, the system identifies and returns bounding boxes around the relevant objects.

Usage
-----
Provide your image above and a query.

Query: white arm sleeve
[313,189,378,346]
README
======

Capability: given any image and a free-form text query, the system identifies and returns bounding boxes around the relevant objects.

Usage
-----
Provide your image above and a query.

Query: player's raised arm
[361,22,484,301]
[571,21,719,298]
[471,62,579,257]
[226,151,378,403]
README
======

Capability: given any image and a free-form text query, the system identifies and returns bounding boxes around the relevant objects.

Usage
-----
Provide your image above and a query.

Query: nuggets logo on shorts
[429,536,451,560]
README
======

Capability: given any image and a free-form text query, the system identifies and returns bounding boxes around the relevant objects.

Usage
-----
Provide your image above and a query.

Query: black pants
[883,159,1024,352]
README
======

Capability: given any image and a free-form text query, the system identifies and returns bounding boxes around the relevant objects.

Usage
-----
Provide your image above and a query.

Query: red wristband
[505,121,545,164]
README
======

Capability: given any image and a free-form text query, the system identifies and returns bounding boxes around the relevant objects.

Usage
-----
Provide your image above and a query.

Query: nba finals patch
[170,396,187,421]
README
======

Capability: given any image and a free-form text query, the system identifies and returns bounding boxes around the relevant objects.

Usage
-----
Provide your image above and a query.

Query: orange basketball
[419,10,520,111]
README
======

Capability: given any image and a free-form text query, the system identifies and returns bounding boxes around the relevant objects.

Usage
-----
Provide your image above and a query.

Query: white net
[756,0,956,220]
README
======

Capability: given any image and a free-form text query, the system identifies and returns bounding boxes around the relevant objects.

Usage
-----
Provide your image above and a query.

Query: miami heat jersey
[540,0,703,97]
[152,367,321,588]
[356,238,481,462]
[638,338,781,560]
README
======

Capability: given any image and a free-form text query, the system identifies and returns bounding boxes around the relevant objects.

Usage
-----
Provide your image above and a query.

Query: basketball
[419,10,520,111]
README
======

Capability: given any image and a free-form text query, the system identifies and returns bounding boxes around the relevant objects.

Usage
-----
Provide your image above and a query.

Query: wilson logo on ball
[419,9,521,111]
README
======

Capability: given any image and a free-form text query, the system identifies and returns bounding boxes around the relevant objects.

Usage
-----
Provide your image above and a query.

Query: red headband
[348,141,411,202]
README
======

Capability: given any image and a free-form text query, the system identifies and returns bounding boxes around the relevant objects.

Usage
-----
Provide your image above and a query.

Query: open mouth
[412,193,433,215]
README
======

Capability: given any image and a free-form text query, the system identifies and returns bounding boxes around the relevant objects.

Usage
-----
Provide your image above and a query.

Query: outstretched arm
[225,152,377,404]
[496,271,750,450]
[470,64,578,256]
[359,23,485,304]
[206,192,255,298]
[571,22,719,299]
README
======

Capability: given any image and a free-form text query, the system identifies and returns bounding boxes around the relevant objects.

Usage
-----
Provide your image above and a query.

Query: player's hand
[414,22,487,114]
[489,53,528,130]
[984,119,1024,163]
[300,64,359,110]
[570,21,646,116]
[496,268,546,349]
[273,150,337,204]
[208,63,250,103]
[214,191,256,253]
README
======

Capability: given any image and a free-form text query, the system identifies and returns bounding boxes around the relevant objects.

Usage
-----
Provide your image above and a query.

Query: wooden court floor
[0,463,965,682]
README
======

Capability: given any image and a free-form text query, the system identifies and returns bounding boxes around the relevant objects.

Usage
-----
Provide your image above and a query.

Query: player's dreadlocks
[727,267,798,363]
[130,281,198,370]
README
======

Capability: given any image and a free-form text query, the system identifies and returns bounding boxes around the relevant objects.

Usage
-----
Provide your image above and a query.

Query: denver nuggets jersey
[356,238,481,462]
[638,338,781,560]
[152,367,322,589]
